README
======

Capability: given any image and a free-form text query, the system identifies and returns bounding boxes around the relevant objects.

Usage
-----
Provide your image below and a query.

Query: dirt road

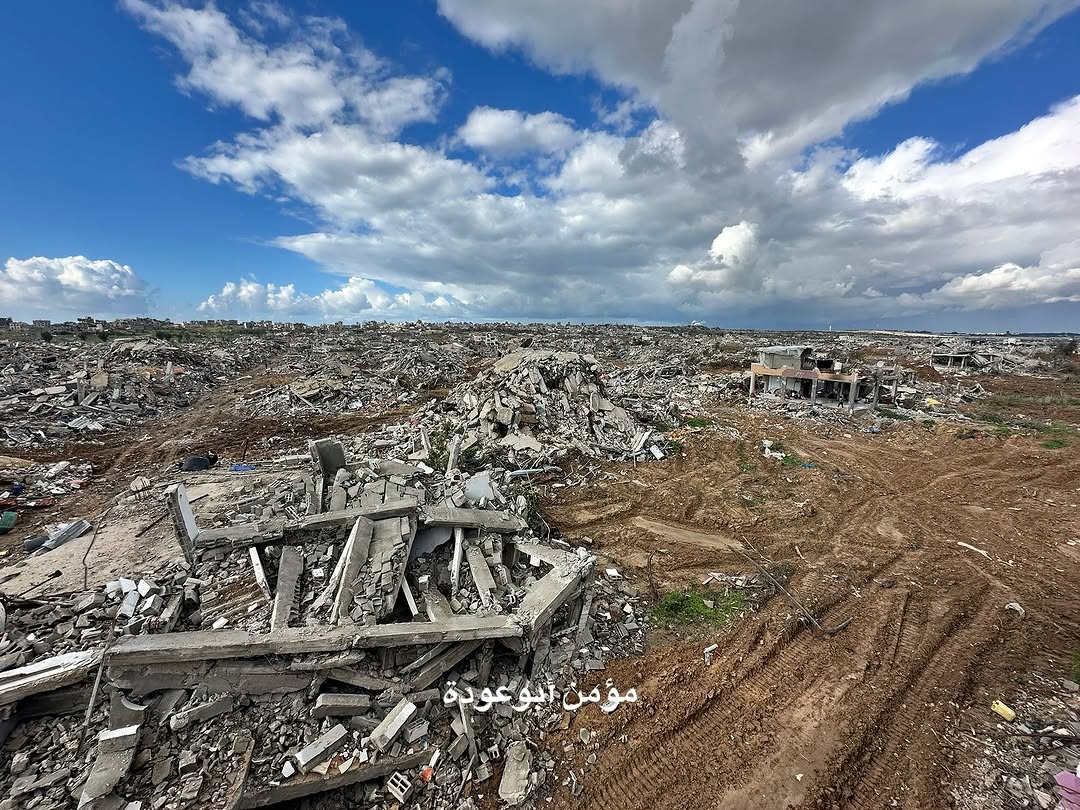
[544,411,1080,809]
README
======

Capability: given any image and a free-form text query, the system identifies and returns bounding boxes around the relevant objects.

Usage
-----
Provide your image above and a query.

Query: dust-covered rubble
[0,431,648,809]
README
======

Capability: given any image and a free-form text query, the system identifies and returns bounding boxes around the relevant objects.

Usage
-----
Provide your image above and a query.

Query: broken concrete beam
[326,668,397,691]
[399,642,452,676]
[249,547,273,601]
[408,640,483,691]
[498,740,532,805]
[331,516,375,625]
[271,546,303,631]
[80,726,139,807]
[312,693,371,718]
[513,541,582,569]
[98,724,140,755]
[108,616,523,665]
[0,649,101,706]
[450,527,465,594]
[308,438,347,477]
[294,723,348,774]
[423,588,455,622]
[165,483,200,562]
[294,498,418,533]
[370,698,416,752]
[465,545,497,606]
[515,557,595,645]
[384,516,417,616]
[445,434,462,475]
[194,522,285,550]
[420,506,526,533]
[400,579,419,617]
[238,750,427,808]
[169,694,235,731]
[108,664,313,697]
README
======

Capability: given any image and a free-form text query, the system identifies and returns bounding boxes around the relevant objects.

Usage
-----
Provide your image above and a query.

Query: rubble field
[0,323,1078,810]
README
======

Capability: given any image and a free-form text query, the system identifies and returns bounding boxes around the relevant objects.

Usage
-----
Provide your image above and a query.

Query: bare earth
[544,410,1080,810]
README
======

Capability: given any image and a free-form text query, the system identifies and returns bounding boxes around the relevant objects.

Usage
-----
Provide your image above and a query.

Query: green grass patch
[921,419,936,429]
[684,416,713,428]
[780,453,804,467]
[978,409,1074,438]
[653,589,746,625]
[1042,438,1069,449]
[986,391,1080,408]
[876,407,910,421]
[738,461,755,474]
[1072,649,1080,683]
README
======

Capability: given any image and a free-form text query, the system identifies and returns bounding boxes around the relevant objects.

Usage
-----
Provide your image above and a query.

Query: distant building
[0,317,13,330]
[748,345,907,412]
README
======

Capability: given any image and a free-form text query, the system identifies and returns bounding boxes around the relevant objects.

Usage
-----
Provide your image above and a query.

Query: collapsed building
[0,415,644,809]
[0,337,262,447]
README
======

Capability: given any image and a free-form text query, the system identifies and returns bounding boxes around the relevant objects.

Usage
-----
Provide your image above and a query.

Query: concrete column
[748,371,757,402]
[575,567,597,646]
[847,379,858,412]
[165,484,199,563]
[450,527,465,594]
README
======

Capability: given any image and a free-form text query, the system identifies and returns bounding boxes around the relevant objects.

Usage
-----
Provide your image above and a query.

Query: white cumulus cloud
[197,275,462,320]
[0,256,151,319]
[458,107,579,158]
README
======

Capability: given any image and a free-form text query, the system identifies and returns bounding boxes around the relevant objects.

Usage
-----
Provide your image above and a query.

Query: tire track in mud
[580,571,889,810]
[547,424,1080,810]
[809,583,999,810]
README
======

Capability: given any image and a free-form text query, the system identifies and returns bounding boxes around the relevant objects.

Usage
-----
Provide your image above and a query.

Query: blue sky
[2,1,1079,330]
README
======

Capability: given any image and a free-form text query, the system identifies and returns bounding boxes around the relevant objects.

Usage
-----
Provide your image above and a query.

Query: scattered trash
[992,700,1017,721]
[179,451,218,472]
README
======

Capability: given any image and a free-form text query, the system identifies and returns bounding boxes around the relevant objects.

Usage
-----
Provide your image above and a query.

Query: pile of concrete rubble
[0,338,261,448]
[418,349,673,464]
[235,331,475,419]
[0,433,645,809]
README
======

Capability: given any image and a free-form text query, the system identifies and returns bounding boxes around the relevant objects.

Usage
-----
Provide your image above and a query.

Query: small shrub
[685,416,712,428]
[1042,438,1068,449]
[653,589,745,625]
[877,407,910,420]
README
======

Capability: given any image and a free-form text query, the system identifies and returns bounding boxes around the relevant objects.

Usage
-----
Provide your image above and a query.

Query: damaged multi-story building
[748,345,912,412]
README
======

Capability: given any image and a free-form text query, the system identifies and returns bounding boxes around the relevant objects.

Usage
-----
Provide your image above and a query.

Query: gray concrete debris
[294,723,349,774]
[499,739,533,805]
